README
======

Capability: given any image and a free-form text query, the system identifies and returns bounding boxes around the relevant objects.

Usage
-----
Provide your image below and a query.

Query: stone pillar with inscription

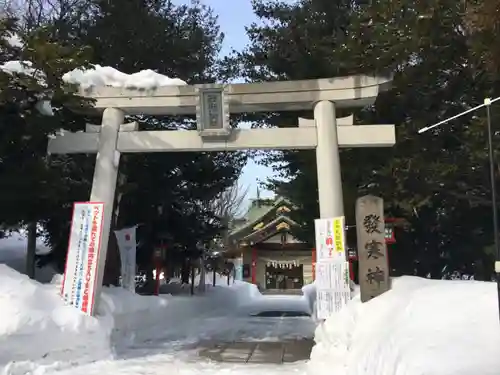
[355,195,391,302]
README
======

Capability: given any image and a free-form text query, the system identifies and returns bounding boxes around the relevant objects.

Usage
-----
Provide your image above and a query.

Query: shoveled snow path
[112,293,315,359]
[38,293,314,375]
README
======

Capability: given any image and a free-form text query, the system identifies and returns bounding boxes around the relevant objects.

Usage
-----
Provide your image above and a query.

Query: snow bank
[309,276,500,375]
[0,266,185,371]
[226,280,262,304]
[62,65,186,90]
[0,234,176,372]
[0,266,113,369]
[302,282,316,311]
[98,286,172,346]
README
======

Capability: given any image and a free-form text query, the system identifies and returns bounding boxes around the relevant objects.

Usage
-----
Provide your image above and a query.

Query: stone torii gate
[48,75,395,308]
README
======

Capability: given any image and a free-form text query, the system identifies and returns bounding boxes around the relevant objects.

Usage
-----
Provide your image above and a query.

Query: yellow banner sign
[333,217,345,253]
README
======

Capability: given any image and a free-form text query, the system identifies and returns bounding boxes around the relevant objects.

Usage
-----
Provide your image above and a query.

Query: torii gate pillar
[314,100,344,218]
[89,107,124,295]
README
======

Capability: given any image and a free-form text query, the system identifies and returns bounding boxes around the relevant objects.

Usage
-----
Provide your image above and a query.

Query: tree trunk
[26,222,37,279]
[181,259,190,284]
[142,263,155,294]
[198,256,206,292]
[190,263,195,295]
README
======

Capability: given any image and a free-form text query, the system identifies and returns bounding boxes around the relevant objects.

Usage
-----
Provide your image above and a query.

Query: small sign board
[61,202,104,316]
[355,195,391,302]
[195,84,230,137]
[314,217,346,261]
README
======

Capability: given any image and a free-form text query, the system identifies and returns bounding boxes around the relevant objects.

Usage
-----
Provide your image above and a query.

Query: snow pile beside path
[225,280,262,304]
[302,280,358,321]
[0,267,180,371]
[195,271,231,286]
[62,65,186,90]
[309,276,500,375]
[100,286,169,315]
[302,282,316,311]
[0,266,113,370]
[98,286,171,346]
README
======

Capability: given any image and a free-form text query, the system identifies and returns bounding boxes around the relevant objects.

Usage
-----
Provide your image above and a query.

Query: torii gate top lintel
[78,75,392,115]
[48,74,396,154]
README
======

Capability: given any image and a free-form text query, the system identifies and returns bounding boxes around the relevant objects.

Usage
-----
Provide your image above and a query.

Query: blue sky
[172,0,283,202]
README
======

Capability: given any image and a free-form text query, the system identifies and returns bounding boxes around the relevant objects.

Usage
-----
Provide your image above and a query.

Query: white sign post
[114,226,137,293]
[61,202,104,316]
[314,217,351,320]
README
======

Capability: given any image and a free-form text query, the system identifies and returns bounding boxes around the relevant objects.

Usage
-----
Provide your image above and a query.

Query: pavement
[197,339,314,364]
[260,289,304,295]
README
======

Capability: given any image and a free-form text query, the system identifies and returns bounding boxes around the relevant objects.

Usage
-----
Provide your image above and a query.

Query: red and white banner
[314,217,346,261]
[61,202,104,316]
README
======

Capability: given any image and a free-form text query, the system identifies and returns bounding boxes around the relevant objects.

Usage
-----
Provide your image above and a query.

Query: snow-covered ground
[2,234,500,375]
[0,234,314,375]
[0,265,313,375]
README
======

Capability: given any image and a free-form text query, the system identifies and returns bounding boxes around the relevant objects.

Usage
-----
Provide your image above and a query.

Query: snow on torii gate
[48,75,395,310]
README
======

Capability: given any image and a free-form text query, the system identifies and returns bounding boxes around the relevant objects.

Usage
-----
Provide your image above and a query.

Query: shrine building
[228,197,313,291]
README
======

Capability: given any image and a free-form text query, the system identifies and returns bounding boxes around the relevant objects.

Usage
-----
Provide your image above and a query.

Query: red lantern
[384,218,396,244]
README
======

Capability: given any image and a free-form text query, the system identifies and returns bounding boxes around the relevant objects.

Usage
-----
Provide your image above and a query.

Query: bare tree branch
[0,0,24,18]
[2,0,94,32]
[207,182,249,249]
[210,182,249,225]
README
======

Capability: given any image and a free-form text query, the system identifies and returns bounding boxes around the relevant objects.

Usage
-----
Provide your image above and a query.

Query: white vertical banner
[114,226,137,293]
[314,217,351,320]
[234,257,243,281]
[61,202,104,316]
